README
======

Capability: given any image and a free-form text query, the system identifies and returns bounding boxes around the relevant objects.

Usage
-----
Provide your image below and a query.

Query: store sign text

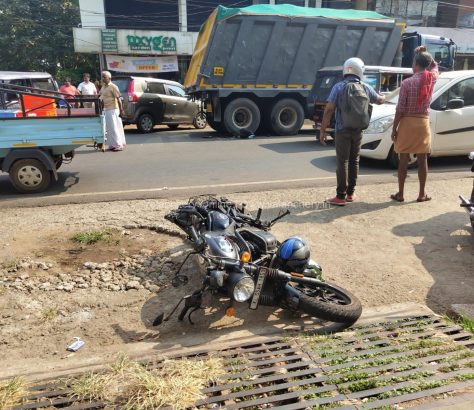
[127,35,177,52]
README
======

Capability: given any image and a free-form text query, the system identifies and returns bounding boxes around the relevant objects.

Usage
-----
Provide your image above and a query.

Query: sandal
[390,193,404,202]
[417,195,432,202]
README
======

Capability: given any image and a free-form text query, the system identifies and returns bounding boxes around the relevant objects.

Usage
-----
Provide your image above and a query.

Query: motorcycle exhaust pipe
[276,270,324,287]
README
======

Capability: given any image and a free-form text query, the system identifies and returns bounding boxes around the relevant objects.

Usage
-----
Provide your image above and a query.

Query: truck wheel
[9,159,51,193]
[137,113,154,133]
[270,99,304,136]
[223,98,261,136]
[208,118,227,134]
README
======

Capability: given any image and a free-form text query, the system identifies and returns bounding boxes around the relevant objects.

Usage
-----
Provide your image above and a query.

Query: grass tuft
[0,377,27,409]
[68,355,224,410]
[41,307,58,322]
[72,230,111,245]
[69,372,111,401]
[123,357,224,410]
[1,258,19,270]
[459,315,474,334]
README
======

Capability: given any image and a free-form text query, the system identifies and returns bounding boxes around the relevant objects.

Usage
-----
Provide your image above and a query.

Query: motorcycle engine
[239,228,278,259]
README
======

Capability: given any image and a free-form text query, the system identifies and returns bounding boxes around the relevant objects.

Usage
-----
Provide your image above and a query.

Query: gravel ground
[1,176,473,377]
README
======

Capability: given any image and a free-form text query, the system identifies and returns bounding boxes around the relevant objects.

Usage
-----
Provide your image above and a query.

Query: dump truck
[184,4,454,136]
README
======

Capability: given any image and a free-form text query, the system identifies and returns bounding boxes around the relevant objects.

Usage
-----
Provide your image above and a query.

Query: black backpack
[339,81,372,130]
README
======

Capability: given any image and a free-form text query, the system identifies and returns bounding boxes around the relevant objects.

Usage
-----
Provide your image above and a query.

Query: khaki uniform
[99,83,120,110]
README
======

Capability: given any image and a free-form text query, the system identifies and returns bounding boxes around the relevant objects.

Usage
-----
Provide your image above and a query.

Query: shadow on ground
[0,172,80,198]
[241,198,401,226]
[392,212,474,315]
[111,242,349,349]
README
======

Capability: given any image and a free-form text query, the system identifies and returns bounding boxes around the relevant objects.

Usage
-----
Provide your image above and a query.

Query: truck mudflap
[2,148,58,181]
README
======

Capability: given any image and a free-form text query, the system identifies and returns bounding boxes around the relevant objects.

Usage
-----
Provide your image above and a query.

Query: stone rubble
[0,249,180,294]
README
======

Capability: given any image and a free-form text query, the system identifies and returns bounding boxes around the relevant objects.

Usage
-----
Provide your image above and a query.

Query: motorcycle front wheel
[295,281,362,325]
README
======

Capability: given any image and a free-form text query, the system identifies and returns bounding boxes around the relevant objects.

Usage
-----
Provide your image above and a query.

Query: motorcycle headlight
[232,276,255,302]
[364,115,394,134]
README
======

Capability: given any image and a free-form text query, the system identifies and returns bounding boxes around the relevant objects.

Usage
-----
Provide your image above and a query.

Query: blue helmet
[275,236,310,273]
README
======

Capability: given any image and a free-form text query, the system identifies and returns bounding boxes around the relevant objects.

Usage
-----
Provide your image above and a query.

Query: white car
[361,70,474,167]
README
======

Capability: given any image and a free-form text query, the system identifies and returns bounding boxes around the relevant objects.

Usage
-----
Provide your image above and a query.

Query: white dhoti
[104,109,126,149]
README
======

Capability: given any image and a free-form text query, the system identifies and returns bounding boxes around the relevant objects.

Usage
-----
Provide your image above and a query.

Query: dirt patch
[1,228,177,268]
[0,177,473,379]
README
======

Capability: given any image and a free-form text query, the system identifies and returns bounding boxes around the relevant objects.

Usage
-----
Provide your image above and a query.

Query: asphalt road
[0,125,471,207]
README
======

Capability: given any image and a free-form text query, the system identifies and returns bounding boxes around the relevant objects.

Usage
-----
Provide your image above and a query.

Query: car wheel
[270,99,304,135]
[167,124,179,130]
[223,98,261,136]
[9,159,51,193]
[193,111,207,129]
[137,113,154,133]
[388,147,418,169]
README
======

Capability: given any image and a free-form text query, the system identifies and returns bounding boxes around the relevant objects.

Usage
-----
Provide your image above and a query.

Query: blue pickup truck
[0,83,105,193]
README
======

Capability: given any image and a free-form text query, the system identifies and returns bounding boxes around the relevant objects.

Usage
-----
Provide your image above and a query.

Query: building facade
[74,0,364,82]
[74,0,474,79]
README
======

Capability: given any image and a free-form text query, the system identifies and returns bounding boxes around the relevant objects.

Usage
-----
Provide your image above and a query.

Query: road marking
[45,174,384,198]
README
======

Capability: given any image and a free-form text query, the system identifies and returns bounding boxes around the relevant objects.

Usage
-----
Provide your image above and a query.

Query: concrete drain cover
[11,315,474,409]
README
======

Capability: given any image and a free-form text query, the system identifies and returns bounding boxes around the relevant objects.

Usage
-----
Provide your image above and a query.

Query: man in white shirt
[77,73,97,108]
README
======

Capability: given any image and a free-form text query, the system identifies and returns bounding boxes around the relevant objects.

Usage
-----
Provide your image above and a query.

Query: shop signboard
[101,29,118,52]
[74,28,197,55]
[106,55,179,73]
[126,35,177,52]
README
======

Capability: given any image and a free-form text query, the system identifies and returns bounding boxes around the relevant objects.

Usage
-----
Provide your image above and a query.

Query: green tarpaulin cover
[216,4,390,21]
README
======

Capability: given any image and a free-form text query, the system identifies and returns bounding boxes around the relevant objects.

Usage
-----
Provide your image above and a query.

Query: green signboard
[102,29,118,52]
[127,35,177,52]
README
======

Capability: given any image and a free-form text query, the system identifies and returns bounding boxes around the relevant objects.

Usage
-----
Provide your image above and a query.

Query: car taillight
[128,80,137,103]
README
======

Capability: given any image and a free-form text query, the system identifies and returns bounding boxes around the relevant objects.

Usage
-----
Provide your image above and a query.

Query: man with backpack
[320,58,385,206]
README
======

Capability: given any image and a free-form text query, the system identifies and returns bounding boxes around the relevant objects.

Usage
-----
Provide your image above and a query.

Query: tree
[0,0,99,82]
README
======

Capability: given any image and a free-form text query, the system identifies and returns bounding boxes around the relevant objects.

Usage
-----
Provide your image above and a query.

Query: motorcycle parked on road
[153,195,362,327]
[459,152,474,230]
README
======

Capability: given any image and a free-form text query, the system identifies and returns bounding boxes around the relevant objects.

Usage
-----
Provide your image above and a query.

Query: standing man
[99,71,126,152]
[77,73,97,108]
[390,47,438,203]
[320,58,385,206]
[59,78,79,107]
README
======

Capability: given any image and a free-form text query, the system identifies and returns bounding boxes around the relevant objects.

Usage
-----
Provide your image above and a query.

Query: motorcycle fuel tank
[207,211,231,231]
[203,231,239,259]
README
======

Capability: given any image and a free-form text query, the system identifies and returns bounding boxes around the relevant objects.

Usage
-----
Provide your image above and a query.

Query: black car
[113,76,206,133]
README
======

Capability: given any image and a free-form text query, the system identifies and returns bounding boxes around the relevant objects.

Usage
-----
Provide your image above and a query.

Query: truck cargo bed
[0,116,105,157]
[185,5,403,91]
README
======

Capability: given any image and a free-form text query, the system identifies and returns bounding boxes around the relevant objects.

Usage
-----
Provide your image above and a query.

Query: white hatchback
[361,70,474,167]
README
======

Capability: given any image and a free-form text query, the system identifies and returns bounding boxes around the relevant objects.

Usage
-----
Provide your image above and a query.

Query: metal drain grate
[9,315,474,409]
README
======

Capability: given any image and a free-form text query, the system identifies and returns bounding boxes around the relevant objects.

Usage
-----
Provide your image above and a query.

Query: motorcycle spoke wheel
[299,284,351,305]
[294,281,362,325]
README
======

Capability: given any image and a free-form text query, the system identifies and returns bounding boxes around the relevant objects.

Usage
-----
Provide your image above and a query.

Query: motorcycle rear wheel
[296,281,362,324]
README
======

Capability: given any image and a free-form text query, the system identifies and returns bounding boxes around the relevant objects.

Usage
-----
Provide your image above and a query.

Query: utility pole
[178,0,187,32]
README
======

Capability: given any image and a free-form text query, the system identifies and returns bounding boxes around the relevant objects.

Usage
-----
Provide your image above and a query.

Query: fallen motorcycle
[459,151,474,230]
[154,195,362,327]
